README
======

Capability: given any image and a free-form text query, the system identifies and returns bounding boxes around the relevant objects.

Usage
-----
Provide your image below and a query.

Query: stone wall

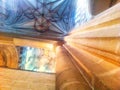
[0,68,55,90]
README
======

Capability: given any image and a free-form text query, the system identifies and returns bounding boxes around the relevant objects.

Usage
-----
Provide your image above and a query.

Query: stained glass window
[18,46,56,73]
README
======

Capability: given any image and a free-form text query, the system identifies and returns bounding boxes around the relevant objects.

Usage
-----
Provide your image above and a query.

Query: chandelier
[34,14,50,33]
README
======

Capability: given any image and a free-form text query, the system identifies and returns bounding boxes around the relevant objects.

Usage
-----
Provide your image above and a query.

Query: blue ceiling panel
[0,0,91,38]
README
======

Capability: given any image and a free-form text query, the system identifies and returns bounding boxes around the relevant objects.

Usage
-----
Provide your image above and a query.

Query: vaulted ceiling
[0,0,91,40]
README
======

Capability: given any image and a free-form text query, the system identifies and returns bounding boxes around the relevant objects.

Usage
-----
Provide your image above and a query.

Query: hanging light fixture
[34,13,50,33]
[34,0,50,33]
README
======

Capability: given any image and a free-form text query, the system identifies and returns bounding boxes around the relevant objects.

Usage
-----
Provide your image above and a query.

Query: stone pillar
[65,3,120,65]
[64,3,120,90]
[56,46,91,90]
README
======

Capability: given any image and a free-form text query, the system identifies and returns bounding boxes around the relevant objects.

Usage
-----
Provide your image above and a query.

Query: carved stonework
[0,45,19,68]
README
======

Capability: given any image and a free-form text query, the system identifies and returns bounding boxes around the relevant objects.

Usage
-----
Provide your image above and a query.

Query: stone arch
[0,45,19,68]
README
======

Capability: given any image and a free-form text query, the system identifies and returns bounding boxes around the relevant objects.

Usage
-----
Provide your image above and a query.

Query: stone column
[56,46,91,90]
[64,3,120,90]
